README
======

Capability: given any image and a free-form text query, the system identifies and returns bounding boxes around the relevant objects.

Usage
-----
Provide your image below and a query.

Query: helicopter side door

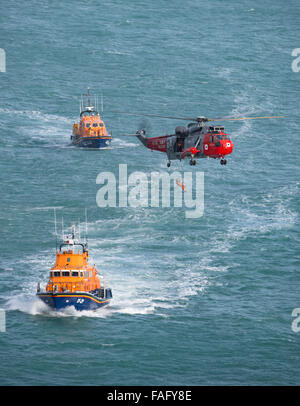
[184,130,206,157]
[166,135,178,160]
[203,133,219,157]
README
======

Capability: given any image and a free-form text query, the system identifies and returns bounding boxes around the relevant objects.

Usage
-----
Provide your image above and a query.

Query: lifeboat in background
[71,88,112,148]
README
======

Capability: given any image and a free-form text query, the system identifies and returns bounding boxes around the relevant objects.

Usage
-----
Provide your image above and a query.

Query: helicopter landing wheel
[220,159,227,165]
[167,161,171,167]
[190,159,196,166]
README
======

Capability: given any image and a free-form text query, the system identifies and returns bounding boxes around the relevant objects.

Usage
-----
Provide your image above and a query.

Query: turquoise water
[0,0,300,385]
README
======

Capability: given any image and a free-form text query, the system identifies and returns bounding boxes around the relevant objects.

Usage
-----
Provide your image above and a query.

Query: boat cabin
[46,243,101,293]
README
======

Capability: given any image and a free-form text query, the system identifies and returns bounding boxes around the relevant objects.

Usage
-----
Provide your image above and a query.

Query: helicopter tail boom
[128,130,168,152]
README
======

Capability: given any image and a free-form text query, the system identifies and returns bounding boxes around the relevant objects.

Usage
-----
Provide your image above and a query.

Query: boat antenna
[85,208,88,246]
[78,218,81,240]
[62,216,64,240]
[101,94,104,118]
[87,87,91,107]
[54,208,58,252]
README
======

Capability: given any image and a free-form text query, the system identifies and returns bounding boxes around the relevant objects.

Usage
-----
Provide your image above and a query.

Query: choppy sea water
[0,0,300,385]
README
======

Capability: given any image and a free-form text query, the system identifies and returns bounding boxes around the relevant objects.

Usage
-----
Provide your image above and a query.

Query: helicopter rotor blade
[208,110,265,121]
[207,115,284,122]
[109,110,284,123]
[108,110,198,121]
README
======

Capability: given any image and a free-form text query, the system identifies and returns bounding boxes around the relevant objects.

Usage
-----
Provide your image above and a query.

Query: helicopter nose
[222,140,233,153]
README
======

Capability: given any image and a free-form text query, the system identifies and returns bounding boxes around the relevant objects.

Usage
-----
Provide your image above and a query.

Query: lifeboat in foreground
[71,88,112,148]
[37,224,112,311]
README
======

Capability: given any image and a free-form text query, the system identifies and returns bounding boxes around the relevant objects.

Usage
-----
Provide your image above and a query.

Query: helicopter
[119,112,283,167]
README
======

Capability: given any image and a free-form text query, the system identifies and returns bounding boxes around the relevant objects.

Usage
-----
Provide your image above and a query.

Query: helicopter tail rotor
[124,129,148,147]
[138,118,152,135]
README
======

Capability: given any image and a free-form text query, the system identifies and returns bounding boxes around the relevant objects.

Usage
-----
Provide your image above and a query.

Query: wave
[6,182,296,320]
[227,182,298,241]
[4,232,214,319]
[0,108,73,125]
[111,137,140,148]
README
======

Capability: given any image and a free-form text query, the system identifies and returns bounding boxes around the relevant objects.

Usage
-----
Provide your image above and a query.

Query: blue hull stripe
[37,293,111,311]
[72,137,112,148]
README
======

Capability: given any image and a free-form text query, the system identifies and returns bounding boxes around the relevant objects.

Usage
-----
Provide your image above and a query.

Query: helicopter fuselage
[136,122,234,166]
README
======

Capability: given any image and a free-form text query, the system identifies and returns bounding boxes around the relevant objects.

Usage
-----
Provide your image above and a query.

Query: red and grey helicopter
[120,112,283,167]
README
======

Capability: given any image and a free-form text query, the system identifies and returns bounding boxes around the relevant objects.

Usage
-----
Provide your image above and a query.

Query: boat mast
[95,95,97,112]
[85,208,88,247]
[54,208,58,252]
[80,94,83,114]
[87,87,91,107]
[61,216,64,241]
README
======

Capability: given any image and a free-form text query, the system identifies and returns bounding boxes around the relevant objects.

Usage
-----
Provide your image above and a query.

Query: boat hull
[37,291,111,311]
[71,136,111,149]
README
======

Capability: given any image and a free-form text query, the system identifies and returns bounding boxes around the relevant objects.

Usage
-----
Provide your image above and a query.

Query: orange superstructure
[46,246,100,294]
[73,112,109,139]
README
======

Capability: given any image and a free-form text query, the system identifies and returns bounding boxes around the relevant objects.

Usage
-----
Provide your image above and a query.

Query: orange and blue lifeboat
[36,226,112,311]
[71,89,112,148]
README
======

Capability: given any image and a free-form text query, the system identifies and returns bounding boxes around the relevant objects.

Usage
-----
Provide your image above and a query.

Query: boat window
[86,123,91,128]
[100,123,104,127]
[71,271,79,277]
[50,271,53,277]
[53,271,60,277]
[80,271,84,277]
[93,123,98,127]
[62,271,70,277]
